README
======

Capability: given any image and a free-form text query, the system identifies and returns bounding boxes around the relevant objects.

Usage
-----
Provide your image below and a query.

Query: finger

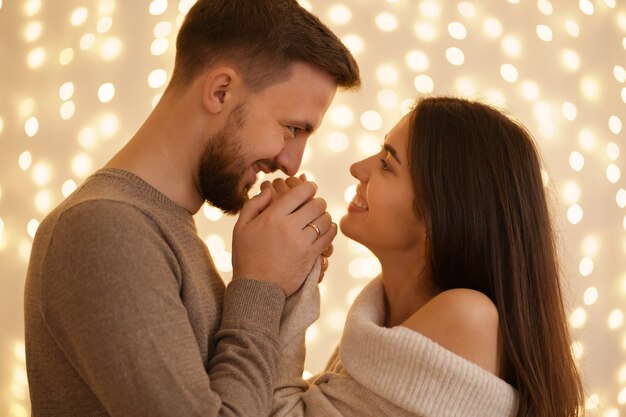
[236,188,272,225]
[321,256,329,271]
[312,222,338,255]
[260,180,279,203]
[272,178,291,196]
[321,243,334,258]
[291,197,327,228]
[267,181,317,215]
[260,180,273,191]
[285,176,304,189]
[304,212,332,242]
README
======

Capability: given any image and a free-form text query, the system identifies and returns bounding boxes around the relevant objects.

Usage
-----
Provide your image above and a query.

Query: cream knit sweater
[274,272,519,417]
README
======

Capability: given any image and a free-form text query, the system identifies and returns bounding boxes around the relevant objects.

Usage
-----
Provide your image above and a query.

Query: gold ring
[306,222,321,237]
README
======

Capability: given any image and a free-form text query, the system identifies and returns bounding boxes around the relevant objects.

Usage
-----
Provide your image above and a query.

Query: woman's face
[340,113,427,258]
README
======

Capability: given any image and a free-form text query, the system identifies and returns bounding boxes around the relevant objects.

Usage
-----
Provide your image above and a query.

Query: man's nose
[275,138,307,176]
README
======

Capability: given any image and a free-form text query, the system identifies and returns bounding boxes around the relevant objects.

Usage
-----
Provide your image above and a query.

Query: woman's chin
[339,216,367,247]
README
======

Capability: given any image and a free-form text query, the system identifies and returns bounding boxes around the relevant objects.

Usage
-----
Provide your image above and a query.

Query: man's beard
[197,103,251,215]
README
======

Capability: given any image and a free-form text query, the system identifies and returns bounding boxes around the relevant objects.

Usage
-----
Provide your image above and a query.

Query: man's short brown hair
[171,0,360,92]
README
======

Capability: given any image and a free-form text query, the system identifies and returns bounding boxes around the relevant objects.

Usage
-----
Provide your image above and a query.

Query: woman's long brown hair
[407,97,584,417]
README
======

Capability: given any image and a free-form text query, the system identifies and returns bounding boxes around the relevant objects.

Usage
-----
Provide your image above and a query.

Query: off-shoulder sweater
[273,274,519,417]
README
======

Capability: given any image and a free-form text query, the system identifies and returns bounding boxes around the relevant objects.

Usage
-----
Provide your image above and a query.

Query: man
[24,0,360,415]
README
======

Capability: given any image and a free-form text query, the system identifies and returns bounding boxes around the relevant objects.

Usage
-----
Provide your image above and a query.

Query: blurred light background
[0,0,625,415]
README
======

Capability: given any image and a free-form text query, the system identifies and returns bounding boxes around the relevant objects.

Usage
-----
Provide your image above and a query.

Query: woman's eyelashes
[379,146,392,171]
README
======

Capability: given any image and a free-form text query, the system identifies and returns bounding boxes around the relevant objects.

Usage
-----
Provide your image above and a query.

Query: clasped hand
[232,176,336,297]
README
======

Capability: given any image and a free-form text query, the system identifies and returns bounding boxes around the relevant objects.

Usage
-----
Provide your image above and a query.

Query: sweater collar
[339,278,518,416]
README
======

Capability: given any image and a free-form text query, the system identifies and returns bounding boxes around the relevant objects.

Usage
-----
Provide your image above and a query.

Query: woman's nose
[349,157,369,181]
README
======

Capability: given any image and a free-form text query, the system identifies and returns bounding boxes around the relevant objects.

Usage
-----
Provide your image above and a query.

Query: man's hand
[264,176,335,283]
[232,178,337,297]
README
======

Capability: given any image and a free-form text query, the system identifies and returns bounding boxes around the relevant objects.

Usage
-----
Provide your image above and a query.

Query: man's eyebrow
[383,143,401,165]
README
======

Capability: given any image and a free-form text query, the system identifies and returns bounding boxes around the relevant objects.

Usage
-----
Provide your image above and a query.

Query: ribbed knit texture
[273,276,519,417]
[25,168,286,417]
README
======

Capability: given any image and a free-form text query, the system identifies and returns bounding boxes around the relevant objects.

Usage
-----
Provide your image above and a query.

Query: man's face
[198,61,338,214]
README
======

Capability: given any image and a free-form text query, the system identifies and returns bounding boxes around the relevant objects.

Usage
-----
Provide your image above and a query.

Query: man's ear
[201,66,243,114]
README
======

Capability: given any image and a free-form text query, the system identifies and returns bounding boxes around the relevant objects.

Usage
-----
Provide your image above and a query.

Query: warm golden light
[414,74,434,94]
[536,25,553,42]
[570,307,587,328]
[79,33,95,50]
[328,4,352,25]
[2,1,625,414]
[360,111,383,131]
[583,287,598,305]
[149,0,169,16]
[375,12,397,32]
[341,34,364,55]
[27,47,46,68]
[579,0,594,15]
[59,47,74,65]
[148,69,167,88]
[414,22,437,42]
[457,2,476,18]
[500,64,518,83]
[24,117,39,138]
[100,37,122,60]
[70,7,88,26]
[448,21,466,40]
[445,47,464,66]
[483,17,503,38]
[202,205,224,222]
[501,35,521,57]
[567,204,584,225]
[330,105,354,128]
[97,83,115,103]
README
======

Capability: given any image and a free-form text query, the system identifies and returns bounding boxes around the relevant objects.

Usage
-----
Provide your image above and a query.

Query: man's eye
[380,158,391,171]
[288,126,300,135]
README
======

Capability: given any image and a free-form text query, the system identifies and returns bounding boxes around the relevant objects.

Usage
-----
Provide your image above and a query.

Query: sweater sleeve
[270,262,383,417]
[271,259,321,417]
[41,200,285,417]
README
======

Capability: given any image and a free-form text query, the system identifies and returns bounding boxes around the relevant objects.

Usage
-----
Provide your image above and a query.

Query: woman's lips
[348,192,368,212]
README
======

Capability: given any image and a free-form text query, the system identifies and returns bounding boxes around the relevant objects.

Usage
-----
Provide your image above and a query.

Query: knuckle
[315,198,328,211]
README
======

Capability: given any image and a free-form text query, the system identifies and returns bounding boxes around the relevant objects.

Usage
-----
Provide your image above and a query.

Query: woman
[270,96,584,417]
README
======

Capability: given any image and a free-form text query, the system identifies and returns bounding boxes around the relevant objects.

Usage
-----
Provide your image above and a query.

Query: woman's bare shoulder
[401,288,501,376]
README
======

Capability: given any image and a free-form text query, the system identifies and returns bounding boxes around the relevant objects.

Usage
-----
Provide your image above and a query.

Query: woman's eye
[380,158,391,171]
[288,126,300,135]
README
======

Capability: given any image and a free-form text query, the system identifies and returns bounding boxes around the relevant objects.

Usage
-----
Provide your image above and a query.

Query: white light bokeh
[405,50,429,72]
[97,83,115,103]
[70,7,88,26]
[375,12,397,32]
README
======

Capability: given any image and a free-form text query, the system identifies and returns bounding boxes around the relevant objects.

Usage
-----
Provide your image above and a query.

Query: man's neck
[105,91,206,214]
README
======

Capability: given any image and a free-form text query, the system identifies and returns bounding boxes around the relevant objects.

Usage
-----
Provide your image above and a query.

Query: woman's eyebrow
[383,143,401,165]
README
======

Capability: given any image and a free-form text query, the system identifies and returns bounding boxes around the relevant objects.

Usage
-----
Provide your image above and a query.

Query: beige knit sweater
[25,168,287,417]
[274,273,519,417]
